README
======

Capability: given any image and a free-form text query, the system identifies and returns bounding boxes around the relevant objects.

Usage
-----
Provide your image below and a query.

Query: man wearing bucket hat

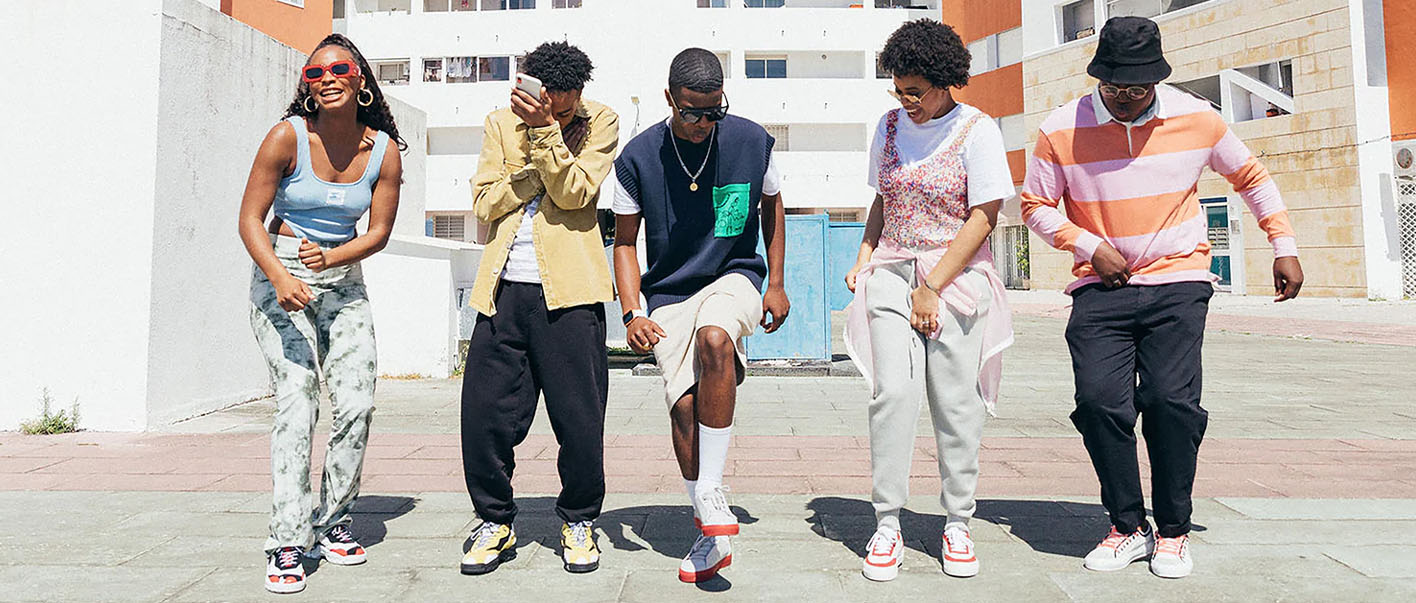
[1021,16,1305,579]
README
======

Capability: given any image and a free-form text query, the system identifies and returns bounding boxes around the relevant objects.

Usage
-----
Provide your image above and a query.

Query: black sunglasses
[672,93,729,124]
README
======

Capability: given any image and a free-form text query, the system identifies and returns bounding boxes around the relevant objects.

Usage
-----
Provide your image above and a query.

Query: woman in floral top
[844,19,1016,582]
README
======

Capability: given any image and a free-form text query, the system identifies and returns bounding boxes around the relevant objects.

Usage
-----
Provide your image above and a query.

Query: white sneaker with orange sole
[679,534,732,583]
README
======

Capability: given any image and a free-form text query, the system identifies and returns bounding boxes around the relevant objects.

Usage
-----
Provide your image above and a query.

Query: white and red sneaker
[693,485,739,537]
[941,524,979,577]
[1150,534,1193,578]
[1083,526,1155,572]
[861,526,904,582]
[310,525,367,565]
[679,534,732,583]
[265,546,306,594]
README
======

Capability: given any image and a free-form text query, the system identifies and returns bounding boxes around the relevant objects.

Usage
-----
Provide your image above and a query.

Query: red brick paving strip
[3,433,1415,498]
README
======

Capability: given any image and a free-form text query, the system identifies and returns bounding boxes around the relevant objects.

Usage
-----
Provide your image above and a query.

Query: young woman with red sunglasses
[236,33,406,594]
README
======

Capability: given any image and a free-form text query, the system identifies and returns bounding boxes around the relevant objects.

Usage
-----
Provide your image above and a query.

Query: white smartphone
[514,73,544,100]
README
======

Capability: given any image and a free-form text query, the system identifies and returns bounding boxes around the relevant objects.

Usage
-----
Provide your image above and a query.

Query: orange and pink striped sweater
[1021,86,1298,293]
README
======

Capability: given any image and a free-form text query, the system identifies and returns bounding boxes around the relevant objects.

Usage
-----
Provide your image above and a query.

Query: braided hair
[283,34,408,151]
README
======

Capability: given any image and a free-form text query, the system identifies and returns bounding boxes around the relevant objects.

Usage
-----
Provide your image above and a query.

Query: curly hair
[283,34,408,151]
[668,47,723,96]
[879,19,971,90]
[521,41,594,92]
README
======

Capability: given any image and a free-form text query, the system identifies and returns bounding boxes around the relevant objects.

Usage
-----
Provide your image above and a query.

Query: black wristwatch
[622,309,647,326]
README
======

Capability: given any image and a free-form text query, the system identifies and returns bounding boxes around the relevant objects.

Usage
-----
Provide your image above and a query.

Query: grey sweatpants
[865,259,991,530]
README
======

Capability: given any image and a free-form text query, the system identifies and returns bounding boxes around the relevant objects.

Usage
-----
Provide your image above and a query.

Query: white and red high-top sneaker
[862,526,904,582]
[310,525,367,565]
[941,524,979,577]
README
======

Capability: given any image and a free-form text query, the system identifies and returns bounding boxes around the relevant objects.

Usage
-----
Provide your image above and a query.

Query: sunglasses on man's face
[302,60,361,83]
[1099,84,1153,100]
[673,94,729,125]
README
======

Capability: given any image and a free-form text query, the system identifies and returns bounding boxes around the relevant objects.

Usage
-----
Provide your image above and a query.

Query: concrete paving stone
[118,536,268,568]
[1215,498,1416,520]
[1323,545,1416,578]
[1047,569,1416,603]
[1189,520,1416,546]
[0,565,212,602]
[618,567,844,603]
[0,532,176,567]
[404,565,628,602]
[169,566,418,602]
[838,564,1073,600]
[110,511,269,538]
[355,511,476,540]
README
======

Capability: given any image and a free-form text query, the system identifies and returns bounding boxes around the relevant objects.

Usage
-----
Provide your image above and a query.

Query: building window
[481,0,534,8]
[875,52,889,79]
[333,0,346,17]
[745,57,787,79]
[553,0,581,7]
[355,0,410,13]
[277,0,305,7]
[698,0,729,6]
[1061,0,1096,42]
[431,215,467,241]
[1106,0,1211,20]
[745,0,786,7]
[446,57,476,83]
[763,124,790,151]
[1172,60,1294,123]
[479,57,511,81]
[423,58,444,82]
[372,60,410,85]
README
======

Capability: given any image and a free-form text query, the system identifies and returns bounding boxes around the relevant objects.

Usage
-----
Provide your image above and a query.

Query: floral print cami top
[877,109,985,248]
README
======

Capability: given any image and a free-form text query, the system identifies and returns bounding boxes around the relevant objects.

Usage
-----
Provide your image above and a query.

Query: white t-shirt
[501,194,543,284]
[867,104,1015,208]
[611,123,783,215]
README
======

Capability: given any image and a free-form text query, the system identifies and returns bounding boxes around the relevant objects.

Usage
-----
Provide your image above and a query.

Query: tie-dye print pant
[250,234,377,554]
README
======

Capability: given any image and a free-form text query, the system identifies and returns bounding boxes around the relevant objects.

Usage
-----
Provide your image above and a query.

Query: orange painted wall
[940,0,1021,46]
[222,0,332,53]
[1386,1,1416,141]
[955,62,1024,118]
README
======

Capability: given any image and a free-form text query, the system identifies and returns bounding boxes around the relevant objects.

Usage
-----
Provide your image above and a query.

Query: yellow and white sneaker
[460,522,516,576]
[561,520,601,573]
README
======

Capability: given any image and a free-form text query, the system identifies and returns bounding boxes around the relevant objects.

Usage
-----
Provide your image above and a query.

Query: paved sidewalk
[3,305,1414,601]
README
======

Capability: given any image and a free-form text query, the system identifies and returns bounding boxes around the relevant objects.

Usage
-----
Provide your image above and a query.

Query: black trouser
[1065,281,1212,538]
[460,282,608,526]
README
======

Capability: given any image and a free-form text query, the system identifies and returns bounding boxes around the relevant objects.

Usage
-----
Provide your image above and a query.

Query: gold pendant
[689,182,698,192]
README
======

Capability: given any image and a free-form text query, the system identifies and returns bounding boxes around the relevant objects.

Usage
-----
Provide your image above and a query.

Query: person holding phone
[611,47,789,584]
[458,41,620,577]
[237,34,405,594]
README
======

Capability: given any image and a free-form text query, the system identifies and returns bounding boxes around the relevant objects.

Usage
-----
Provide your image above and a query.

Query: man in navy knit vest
[610,47,790,584]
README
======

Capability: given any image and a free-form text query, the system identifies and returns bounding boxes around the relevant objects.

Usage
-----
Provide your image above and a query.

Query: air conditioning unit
[1396,142,1416,179]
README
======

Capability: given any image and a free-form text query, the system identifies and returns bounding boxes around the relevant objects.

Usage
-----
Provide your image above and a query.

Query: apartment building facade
[1018,0,1411,299]
[221,0,335,51]
[338,0,942,243]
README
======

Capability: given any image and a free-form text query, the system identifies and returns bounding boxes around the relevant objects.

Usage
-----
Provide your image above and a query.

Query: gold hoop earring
[358,88,374,107]
[303,96,318,113]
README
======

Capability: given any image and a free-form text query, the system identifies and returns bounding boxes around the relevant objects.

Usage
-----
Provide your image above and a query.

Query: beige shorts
[649,273,764,410]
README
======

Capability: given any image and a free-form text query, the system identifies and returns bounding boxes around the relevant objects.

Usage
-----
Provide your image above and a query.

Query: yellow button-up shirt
[467,99,620,315]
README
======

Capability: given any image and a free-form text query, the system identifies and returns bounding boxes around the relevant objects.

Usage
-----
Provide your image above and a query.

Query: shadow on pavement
[303,495,418,574]
[456,497,756,592]
[806,496,1206,562]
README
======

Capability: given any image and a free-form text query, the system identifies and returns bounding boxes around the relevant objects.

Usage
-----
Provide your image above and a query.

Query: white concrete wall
[362,236,478,378]
[1,0,453,431]
[0,0,165,431]
[1349,0,1403,300]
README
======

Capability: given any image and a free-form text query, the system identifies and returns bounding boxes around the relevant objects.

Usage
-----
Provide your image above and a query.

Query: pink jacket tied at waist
[844,239,1014,414]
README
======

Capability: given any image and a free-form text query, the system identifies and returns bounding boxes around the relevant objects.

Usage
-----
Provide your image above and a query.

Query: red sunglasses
[302,60,361,82]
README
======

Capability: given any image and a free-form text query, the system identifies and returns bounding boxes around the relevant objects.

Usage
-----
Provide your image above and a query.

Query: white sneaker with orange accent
[861,526,904,582]
[265,546,306,594]
[693,485,739,537]
[941,524,979,577]
[310,525,367,566]
[1149,534,1193,578]
[1083,526,1155,572]
[679,534,732,583]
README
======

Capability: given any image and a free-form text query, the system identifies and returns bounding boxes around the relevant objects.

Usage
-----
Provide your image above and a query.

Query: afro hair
[521,41,594,92]
[879,19,971,90]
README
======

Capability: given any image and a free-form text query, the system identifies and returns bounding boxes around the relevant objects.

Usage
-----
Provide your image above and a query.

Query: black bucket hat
[1086,16,1172,85]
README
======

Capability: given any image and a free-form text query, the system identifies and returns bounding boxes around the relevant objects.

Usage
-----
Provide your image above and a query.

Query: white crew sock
[696,423,732,492]
[684,479,697,502]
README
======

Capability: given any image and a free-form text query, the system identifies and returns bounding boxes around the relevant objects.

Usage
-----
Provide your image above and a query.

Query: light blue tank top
[273,116,389,243]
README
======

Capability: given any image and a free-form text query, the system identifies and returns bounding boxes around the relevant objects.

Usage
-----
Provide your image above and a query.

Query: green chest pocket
[712,183,751,238]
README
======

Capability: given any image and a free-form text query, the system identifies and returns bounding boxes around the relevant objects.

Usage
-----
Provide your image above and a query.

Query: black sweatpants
[1065,281,1213,538]
[460,282,608,525]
